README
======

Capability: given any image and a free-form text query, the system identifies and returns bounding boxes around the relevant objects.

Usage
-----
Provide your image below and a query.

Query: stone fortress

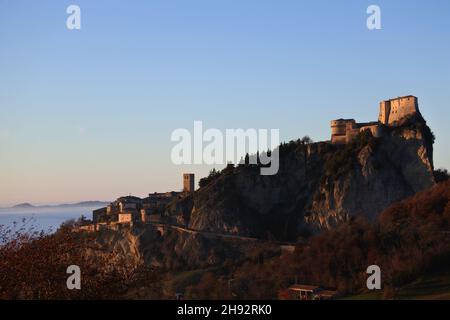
[330,95,420,144]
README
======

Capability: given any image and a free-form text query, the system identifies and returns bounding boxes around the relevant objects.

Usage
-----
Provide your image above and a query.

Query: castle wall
[378,101,391,125]
[331,135,346,145]
[360,124,382,138]
[379,96,418,125]
[331,120,383,145]
[345,121,360,143]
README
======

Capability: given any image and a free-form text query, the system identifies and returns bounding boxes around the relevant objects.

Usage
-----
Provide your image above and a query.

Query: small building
[93,207,107,223]
[288,284,338,300]
[78,224,97,232]
[106,204,119,215]
[118,210,140,223]
[118,213,133,223]
[288,284,321,300]
[140,208,161,223]
[119,202,137,212]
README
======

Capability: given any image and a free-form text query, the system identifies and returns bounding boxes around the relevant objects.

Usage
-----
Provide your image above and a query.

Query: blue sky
[1,0,450,205]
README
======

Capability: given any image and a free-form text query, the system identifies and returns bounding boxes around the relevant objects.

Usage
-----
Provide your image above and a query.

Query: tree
[300,136,313,178]
[434,168,450,183]
[198,168,221,188]
[300,136,313,145]
[244,153,250,166]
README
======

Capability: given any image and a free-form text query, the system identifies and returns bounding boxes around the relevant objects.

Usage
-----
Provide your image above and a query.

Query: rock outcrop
[306,116,435,230]
[89,225,280,270]
[167,115,435,241]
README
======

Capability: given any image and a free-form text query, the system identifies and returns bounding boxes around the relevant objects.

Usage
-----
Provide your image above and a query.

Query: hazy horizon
[0,200,111,209]
[1,0,450,206]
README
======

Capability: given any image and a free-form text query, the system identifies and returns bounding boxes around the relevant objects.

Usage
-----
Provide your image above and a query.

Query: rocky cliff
[306,115,434,230]
[88,225,280,270]
[166,114,435,241]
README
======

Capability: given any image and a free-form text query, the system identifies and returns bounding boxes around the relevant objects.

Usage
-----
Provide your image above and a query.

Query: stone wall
[379,96,418,125]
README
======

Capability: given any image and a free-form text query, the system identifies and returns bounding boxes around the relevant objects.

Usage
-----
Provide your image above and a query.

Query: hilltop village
[78,173,195,232]
[80,95,422,232]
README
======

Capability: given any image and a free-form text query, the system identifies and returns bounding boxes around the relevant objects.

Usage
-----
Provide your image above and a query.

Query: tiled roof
[288,284,320,292]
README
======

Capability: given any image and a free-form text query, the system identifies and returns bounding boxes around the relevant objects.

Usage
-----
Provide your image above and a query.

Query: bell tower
[183,173,195,193]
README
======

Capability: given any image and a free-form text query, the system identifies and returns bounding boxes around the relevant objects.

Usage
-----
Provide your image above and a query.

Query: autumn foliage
[0,222,161,299]
[192,181,450,299]
[284,181,450,296]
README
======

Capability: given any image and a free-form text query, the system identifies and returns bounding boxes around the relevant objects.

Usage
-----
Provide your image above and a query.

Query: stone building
[140,209,161,223]
[330,95,419,144]
[92,207,107,223]
[183,173,195,193]
[118,211,139,223]
[87,175,192,228]
[287,284,338,300]
[330,119,382,144]
[379,95,419,125]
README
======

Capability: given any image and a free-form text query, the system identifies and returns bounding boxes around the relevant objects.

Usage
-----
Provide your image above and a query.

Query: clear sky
[1,0,450,206]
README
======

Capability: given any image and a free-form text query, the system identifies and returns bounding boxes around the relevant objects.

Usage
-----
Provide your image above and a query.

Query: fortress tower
[183,173,195,193]
[330,119,356,144]
[379,95,419,125]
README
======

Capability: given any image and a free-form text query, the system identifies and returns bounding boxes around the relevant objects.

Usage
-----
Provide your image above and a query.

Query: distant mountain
[55,201,110,208]
[6,201,110,210]
[12,203,35,208]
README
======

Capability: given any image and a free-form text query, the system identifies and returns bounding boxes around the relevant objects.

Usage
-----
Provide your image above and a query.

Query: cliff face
[89,226,279,270]
[306,119,435,230]
[169,116,435,241]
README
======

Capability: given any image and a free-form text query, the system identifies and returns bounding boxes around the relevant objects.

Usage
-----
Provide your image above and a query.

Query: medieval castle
[330,95,420,144]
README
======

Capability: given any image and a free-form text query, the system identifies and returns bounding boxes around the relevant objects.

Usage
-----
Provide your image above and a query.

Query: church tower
[183,173,195,193]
